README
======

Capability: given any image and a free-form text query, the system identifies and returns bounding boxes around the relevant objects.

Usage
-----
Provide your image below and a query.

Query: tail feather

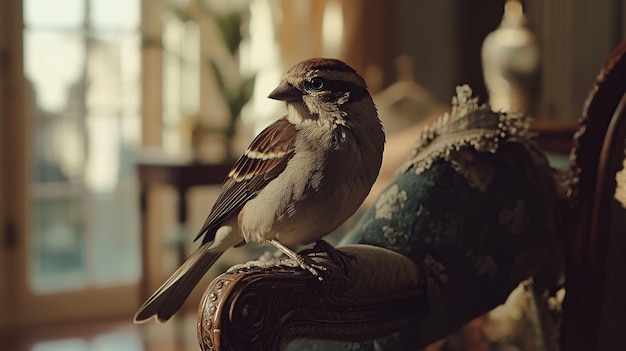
[134,246,223,323]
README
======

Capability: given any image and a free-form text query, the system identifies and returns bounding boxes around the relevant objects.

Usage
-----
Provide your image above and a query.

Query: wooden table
[136,154,232,302]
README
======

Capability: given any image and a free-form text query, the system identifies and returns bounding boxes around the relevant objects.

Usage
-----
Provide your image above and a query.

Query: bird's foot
[299,240,356,274]
[294,253,327,280]
[268,239,326,280]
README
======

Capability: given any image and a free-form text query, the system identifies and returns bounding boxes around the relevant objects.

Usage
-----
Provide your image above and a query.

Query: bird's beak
[268,81,302,101]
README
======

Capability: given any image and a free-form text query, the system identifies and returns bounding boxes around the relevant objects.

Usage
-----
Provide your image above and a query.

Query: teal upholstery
[287,86,563,350]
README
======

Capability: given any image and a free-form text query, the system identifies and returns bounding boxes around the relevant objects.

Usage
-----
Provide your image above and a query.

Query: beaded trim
[401,85,532,175]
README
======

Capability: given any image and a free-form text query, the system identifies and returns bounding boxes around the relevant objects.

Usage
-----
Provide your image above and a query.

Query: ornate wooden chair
[196,245,424,350]
[196,39,626,351]
[197,84,567,351]
[561,39,626,351]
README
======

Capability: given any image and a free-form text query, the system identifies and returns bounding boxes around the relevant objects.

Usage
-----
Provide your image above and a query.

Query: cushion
[288,85,563,350]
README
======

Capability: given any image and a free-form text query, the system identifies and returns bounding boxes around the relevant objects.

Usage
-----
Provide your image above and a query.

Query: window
[24,0,141,293]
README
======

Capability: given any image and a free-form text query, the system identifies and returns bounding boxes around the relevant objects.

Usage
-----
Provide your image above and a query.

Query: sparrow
[134,57,385,323]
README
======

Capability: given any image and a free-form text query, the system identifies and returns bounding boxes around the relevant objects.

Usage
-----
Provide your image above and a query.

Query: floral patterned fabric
[286,86,563,351]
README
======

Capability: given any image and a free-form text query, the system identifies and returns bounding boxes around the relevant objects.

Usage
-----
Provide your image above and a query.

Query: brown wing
[194,117,297,244]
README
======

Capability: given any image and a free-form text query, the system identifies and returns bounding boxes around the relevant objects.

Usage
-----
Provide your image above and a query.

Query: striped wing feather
[194,117,296,243]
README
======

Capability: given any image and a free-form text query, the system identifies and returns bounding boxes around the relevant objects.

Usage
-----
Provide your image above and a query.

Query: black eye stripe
[305,78,368,103]
[323,80,368,102]
[323,79,365,94]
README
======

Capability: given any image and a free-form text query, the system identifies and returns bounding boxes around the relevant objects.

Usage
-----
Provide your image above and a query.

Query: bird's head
[268,58,373,123]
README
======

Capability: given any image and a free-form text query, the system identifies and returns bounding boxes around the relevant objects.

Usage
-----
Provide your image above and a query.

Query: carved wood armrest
[197,244,423,351]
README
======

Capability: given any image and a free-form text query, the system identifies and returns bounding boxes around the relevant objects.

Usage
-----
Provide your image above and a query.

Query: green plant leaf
[213,12,242,55]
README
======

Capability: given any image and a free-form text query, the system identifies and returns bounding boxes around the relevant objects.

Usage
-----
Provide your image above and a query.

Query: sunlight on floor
[31,331,142,351]
[4,313,199,351]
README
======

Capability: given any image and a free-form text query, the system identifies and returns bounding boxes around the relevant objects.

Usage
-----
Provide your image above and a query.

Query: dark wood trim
[562,39,626,351]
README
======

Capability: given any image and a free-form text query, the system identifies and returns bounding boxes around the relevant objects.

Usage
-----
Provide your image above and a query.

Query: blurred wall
[391,0,501,105]
[347,0,626,120]
[0,0,8,332]
[390,0,625,120]
[0,0,25,333]
[525,0,626,120]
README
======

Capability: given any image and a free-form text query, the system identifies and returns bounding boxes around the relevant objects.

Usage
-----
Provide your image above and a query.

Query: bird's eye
[307,77,326,91]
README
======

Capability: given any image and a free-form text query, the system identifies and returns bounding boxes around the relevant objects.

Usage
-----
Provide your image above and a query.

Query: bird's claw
[295,254,326,280]
[266,238,328,280]
[299,240,356,275]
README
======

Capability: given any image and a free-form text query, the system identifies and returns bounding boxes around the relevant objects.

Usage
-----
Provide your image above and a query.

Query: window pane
[162,17,200,154]
[24,31,85,114]
[90,0,140,30]
[86,33,140,122]
[24,0,84,28]
[25,0,142,293]
[31,192,87,292]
